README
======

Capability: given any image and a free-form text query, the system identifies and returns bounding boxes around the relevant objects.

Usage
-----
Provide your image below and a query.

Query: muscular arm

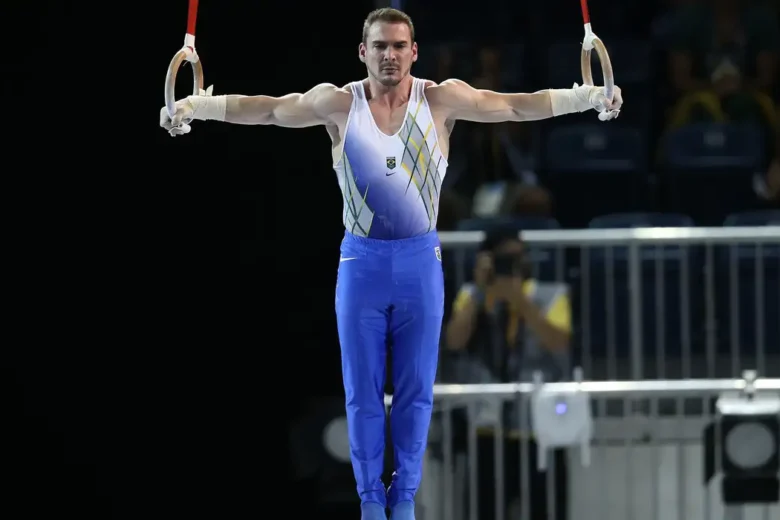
[425,79,618,124]
[669,51,709,93]
[426,79,552,122]
[187,83,351,127]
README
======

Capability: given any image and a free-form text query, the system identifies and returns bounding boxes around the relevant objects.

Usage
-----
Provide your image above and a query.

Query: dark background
[8,1,381,518]
[7,0,779,519]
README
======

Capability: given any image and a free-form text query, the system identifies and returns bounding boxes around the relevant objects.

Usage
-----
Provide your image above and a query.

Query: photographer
[443,228,571,520]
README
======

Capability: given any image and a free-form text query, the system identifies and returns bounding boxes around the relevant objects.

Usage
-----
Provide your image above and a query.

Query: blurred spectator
[441,229,570,520]
[444,229,570,358]
[502,183,553,217]
[754,106,780,205]
[666,0,780,131]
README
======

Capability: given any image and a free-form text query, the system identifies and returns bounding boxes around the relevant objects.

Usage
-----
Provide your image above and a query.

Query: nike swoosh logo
[385,171,395,176]
[339,257,357,262]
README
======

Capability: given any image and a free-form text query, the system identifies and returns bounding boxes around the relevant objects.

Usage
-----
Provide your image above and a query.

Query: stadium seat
[578,213,703,368]
[660,123,765,225]
[546,124,646,173]
[724,209,780,227]
[544,124,650,227]
[714,210,780,363]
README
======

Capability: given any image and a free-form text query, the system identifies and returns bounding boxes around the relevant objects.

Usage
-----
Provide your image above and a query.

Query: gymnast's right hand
[160,99,195,137]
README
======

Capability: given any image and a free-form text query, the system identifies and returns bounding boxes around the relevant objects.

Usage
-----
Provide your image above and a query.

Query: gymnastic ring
[164,46,204,119]
[580,32,615,103]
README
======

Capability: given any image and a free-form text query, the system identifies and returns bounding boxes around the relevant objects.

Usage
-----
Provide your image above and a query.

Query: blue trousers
[336,231,444,508]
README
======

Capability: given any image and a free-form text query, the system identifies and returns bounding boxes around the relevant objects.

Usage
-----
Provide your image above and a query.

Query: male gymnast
[160,8,623,520]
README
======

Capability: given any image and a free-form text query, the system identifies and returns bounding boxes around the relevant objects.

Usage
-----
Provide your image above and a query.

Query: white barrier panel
[440,226,780,247]
[439,226,780,380]
[384,378,780,520]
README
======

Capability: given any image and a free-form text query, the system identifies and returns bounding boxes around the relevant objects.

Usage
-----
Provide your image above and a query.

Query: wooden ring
[164,48,204,119]
[581,37,614,103]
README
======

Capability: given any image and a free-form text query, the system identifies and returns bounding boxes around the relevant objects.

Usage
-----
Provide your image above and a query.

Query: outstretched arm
[425,79,622,123]
[221,83,349,126]
[161,83,351,131]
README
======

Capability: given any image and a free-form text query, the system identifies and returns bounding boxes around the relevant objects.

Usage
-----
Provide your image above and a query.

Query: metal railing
[440,226,780,380]
[386,378,780,520]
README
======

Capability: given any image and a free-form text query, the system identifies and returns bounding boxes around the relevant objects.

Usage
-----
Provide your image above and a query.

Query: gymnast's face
[360,22,418,87]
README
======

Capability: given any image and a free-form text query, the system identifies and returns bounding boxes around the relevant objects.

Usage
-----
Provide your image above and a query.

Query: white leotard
[333,77,449,240]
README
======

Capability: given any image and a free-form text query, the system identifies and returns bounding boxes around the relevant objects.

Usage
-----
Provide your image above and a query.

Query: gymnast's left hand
[585,84,622,121]
[159,99,195,136]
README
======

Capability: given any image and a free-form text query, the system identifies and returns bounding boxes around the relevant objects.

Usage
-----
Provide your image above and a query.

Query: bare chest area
[368,102,409,136]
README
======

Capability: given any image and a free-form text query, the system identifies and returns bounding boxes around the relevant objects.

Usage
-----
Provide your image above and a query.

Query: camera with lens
[492,253,520,277]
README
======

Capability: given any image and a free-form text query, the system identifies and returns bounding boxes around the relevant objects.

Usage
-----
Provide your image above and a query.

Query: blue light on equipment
[531,368,593,471]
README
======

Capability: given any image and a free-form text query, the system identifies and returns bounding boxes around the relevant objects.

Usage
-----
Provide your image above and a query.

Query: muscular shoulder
[307,83,352,118]
[423,79,476,112]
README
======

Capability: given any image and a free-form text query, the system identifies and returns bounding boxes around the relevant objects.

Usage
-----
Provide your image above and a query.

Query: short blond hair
[362,8,415,43]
